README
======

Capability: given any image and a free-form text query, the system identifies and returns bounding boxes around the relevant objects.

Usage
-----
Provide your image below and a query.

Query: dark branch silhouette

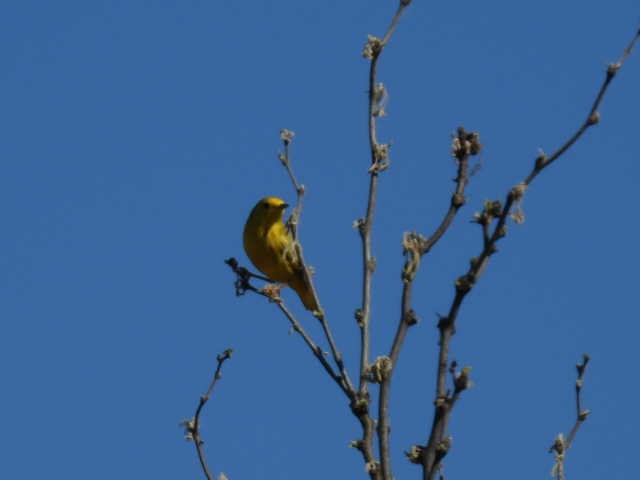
[549,355,592,480]
[207,3,639,478]
[224,257,350,396]
[419,28,640,480]
[357,2,413,478]
[278,130,355,394]
[182,349,233,480]
[378,126,480,480]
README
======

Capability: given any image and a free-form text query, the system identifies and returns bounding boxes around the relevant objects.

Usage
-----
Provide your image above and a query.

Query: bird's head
[248,196,289,227]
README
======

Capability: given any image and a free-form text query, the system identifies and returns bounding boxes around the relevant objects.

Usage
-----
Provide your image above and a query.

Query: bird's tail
[289,270,320,312]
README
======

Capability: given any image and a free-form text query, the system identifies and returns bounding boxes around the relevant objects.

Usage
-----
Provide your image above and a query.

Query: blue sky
[1,1,639,479]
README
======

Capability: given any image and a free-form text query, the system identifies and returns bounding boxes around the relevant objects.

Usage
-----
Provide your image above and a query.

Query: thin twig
[278,129,304,242]
[224,258,351,398]
[317,308,354,392]
[567,354,592,447]
[549,353,591,480]
[226,255,370,476]
[377,127,478,480]
[549,355,592,480]
[182,349,233,480]
[524,28,640,186]
[390,128,477,367]
[278,130,380,480]
[421,28,640,480]
[278,130,355,395]
[275,301,352,397]
[357,3,413,478]
[224,257,270,296]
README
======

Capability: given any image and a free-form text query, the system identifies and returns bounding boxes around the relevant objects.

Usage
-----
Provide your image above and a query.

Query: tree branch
[278,129,355,395]
[356,3,413,479]
[549,355,592,480]
[421,27,640,480]
[224,258,351,397]
[278,129,304,243]
[278,126,386,476]
[225,256,384,478]
[358,0,410,393]
[182,349,233,480]
[377,127,479,480]
[275,300,352,397]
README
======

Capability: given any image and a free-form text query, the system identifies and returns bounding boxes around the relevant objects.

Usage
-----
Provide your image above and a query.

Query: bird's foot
[260,283,284,303]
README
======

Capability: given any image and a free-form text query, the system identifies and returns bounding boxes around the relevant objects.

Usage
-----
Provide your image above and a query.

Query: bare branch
[181,349,233,480]
[350,401,382,480]
[278,129,304,242]
[390,127,478,367]
[278,130,356,395]
[525,28,640,185]
[421,28,640,480]
[549,355,592,480]
[358,0,411,395]
[355,3,413,479]
[226,254,382,476]
[224,258,351,397]
[377,126,479,480]
[275,130,389,477]
[224,257,271,298]
[275,301,352,397]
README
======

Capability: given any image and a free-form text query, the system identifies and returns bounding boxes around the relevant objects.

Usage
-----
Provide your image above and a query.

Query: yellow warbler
[243,196,319,311]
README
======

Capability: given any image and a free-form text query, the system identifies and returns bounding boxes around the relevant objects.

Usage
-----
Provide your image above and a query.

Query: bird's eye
[262,202,269,209]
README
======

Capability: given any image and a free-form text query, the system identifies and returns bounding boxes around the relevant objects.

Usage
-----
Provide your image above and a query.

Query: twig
[524,28,640,186]
[224,257,269,296]
[224,258,351,398]
[377,127,478,480]
[571,356,591,442]
[182,349,233,480]
[549,355,592,480]
[275,301,352,397]
[420,27,640,480]
[357,3,413,479]
[358,0,410,394]
[278,129,355,395]
[274,123,387,480]
[391,128,478,367]
[225,256,374,476]
[278,129,304,242]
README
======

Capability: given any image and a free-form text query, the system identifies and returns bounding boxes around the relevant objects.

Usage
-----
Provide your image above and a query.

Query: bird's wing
[281,235,302,271]
[287,246,319,311]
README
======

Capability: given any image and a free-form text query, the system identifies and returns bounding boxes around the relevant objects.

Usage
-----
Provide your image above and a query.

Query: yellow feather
[243,197,318,311]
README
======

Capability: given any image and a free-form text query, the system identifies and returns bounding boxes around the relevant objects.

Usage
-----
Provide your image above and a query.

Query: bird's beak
[281,203,289,209]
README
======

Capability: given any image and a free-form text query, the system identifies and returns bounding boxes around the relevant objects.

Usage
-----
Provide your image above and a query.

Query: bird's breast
[243,222,294,282]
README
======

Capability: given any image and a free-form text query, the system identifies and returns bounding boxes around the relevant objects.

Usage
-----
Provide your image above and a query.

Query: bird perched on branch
[243,196,319,311]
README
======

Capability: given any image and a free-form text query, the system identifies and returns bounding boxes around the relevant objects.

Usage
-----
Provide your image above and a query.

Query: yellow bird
[243,196,319,311]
